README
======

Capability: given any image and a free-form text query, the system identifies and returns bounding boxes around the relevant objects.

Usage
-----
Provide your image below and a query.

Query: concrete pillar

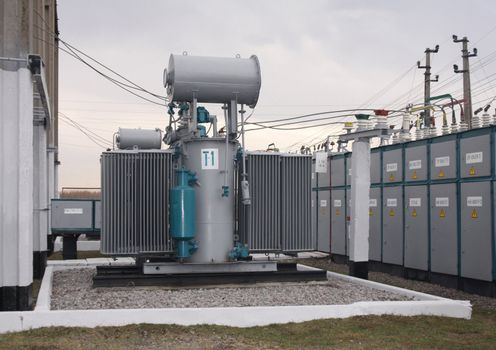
[0,65,34,310]
[0,0,34,311]
[33,121,48,279]
[348,140,371,279]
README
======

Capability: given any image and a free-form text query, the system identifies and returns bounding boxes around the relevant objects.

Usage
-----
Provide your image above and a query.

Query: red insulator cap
[374,109,389,116]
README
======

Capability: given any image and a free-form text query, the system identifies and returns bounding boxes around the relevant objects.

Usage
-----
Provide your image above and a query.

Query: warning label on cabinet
[409,160,422,170]
[386,163,398,172]
[386,198,397,207]
[369,199,377,207]
[409,198,421,207]
[465,152,483,164]
[435,197,449,207]
[467,196,483,207]
[333,200,342,207]
[435,156,450,167]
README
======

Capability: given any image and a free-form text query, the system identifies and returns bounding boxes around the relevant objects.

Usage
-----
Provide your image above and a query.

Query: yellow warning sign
[412,208,417,217]
[439,209,446,218]
[471,209,478,219]
[335,209,340,216]
[389,209,395,217]
[411,170,417,180]
[469,166,476,176]
[438,169,445,178]
[389,174,395,181]
[369,209,373,217]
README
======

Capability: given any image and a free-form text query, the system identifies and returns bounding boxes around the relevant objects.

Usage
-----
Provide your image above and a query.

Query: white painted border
[0,262,471,334]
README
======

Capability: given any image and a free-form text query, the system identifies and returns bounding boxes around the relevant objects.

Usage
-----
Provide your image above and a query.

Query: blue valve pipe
[170,169,197,259]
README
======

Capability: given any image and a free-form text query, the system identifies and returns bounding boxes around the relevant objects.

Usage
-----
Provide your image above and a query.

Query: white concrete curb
[0,261,472,334]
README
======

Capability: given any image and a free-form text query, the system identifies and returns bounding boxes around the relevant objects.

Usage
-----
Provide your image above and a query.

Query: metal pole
[453,35,477,129]
[417,45,439,128]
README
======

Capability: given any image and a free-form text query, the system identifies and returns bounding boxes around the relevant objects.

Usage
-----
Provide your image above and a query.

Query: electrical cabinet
[430,137,457,180]
[383,148,403,184]
[330,155,345,187]
[370,149,381,184]
[404,185,428,271]
[460,133,491,178]
[369,187,382,261]
[460,181,493,281]
[331,189,346,255]
[382,186,403,265]
[405,144,427,182]
[430,183,458,275]
[51,199,94,232]
[317,190,331,252]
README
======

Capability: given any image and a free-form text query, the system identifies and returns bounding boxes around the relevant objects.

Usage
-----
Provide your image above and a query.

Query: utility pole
[453,35,477,129]
[417,45,439,128]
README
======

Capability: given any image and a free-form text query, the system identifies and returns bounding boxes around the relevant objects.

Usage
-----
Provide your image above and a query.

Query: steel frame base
[93,263,327,288]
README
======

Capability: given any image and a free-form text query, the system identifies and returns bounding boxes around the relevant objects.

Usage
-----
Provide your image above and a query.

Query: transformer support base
[93,263,327,288]
[143,261,277,275]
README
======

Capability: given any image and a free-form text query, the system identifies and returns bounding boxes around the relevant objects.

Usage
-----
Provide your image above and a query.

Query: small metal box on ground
[51,199,95,232]
[430,183,458,276]
[460,181,493,281]
[404,143,427,182]
[382,186,404,265]
[430,135,457,180]
[382,147,403,184]
[330,189,346,255]
[317,190,331,252]
[330,155,345,187]
[404,185,428,271]
[369,187,382,261]
[459,131,491,179]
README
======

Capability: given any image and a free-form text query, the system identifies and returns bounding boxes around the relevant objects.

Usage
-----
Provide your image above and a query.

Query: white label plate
[333,199,342,207]
[386,163,398,172]
[435,197,449,207]
[435,156,450,167]
[201,148,219,169]
[409,160,422,170]
[386,198,397,207]
[465,152,483,164]
[369,199,377,207]
[320,200,328,207]
[315,151,327,173]
[467,196,483,207]
[64,208,83,215]
[409,198,421,207]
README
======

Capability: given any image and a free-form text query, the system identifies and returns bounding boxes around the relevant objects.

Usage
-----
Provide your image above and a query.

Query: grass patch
[1,308,495,349]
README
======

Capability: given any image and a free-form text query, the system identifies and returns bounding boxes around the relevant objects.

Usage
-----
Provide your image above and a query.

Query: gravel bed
[299,257,496,310]
[51,267,413,310]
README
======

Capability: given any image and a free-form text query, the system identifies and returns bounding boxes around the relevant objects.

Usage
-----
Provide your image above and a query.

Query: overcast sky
[57,0,496,189]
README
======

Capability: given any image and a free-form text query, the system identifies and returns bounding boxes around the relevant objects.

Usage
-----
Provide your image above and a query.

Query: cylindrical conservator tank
[170,169,197,259]
[165,54,262,108]
[182,138,238,263]
[116,128,162,150]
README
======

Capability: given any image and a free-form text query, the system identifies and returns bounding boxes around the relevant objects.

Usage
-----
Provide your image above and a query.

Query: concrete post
[0,0,35,311]
[348,139,371,279]
[33,122,48,279]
